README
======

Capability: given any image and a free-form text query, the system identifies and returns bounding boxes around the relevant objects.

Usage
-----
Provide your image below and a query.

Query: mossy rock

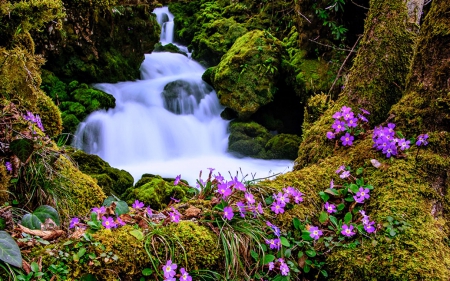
[0,163,10,205]
[211,30,283,119]
[191,17,248,66]
[69,150,133,196]
[265,134,301,159]
[201,66,216,86]
[228,121,272,158]
[153,42,187,56]
[123,174,189,211]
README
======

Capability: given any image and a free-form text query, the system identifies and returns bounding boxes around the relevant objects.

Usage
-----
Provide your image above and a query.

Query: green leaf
[10,139,34,163]
[0,231,22,267]
[337,203,345,211]
[280,237,290,247]
[297,251,304,258]
[304,264,311,273]
[142,268,153,276]
[318,191,330,202]
[344,212,353,224]
[31,261,39,273]
[305,249,316,257]
[103,196,116,206]
[319,211,329,224]
[33,205,60,226]
[21,214,42,230]
[114,201,129,216]
[302,231,313,241]
[349,184,359,194]
[80,274,97,281]
[284,248,292,258]
[356,167,364,175]
[262,254,275,265]
[77,247,86,258]
[325,188,339,195]
[321,270,328,277]
[129,229,144,241]
[250,250,259,261]
[292,217,301,230]
[365,184,374,190]
[329,215,339,228]
[0,218,6,230]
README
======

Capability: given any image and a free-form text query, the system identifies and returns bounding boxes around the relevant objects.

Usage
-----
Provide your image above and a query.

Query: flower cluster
[268,258,290,276]
[270,186,303,215]
[341,224,355,237]
[326,106,369,146]
[23,111,45,132]
[372,123,408,158]
[336,165,351,179]
[360,210,376,233]
[416,134,429,146]
[162,260,191,281]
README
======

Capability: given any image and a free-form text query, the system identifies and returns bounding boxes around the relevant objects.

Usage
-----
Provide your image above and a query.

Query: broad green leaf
[304,264,311,273]
[262,254,275,265]
[305,249,316,257]
[33,205,60,226]
[318,191,330,202]
[319,211,328,224]
[280,237,290,247]
[292,217,301,230]
[21,214,42,230]
[142,268,153,276]
[321,270,328,277]
[284,249,291,258]
[250,250,259,261]
[297,251,304,258]
[302,231,313,241]
[356,167,364,175]
[349,184,359,194]
[344,212,353,224]
[329,215,339,227]
[10,139,34,163]
[0,231,22,267]
[366,184,374,190]
[103,196,116,206]
[325,188,339,195]
[356,177,364,186]
[337,203,345,211]
[129,229,144,241]
[345,196,355,202]
[114,201,129,216]
[31,261,39,273]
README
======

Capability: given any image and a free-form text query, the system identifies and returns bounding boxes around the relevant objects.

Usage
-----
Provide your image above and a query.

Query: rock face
[210,30,283,120]
[33,2,161,83]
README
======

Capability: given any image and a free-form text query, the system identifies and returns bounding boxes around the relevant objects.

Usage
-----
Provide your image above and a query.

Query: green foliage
[0,231,22,268]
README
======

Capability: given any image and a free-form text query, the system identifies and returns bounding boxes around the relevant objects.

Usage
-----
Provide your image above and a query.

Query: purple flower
[416,134,429,146]
[223,206,234,220]
[132,200,145,209]
[102,216,116,229]
[324,202,336,214]
[169,207,181,223]
[170,197,180,203]
[275,192,290,206]
[179,268,192,281]
[69,217,80,229]
[91,206,106,214]
[356,188,370,200]
[364,221,376,233]
[266,221,281,237]
[245,192,255,204]
[268,261,275,270]
[309,226,322,240]
[271,202,285,214]
[174,175,181,185]
[342,111,355,121]
[217,183,232,198]
[232,177,246,191]
[5,162,12,172]
[236,201,246,218]
[346,117,358,128]
[214,172,224,183]
[387,123,396,134]
[162,260,177,278]
[35,115,44,131]
[399,139,410,150]
[265,238,281,250]
[330,179,334,189]
[383,144,397,158]
[336,165,345,174]
[332,111,342,119]
[358,113,368,123]
[256,202,264,214]
[360,108,370,115]
[340,170,351,179]
[207,167,215,173]
[341,106,352,114]
[280,261,290,276]
[332,120,346,133]
[116,217,126,226]
[326,131,335,139]
[146,207,153,217]
[353,195,365,204]
[292,191,304,204]
[340,133,354,146]
[341,224,355,237]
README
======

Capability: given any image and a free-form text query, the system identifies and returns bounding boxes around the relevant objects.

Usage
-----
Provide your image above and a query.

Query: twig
[327,35,362,96]
[308,38,357,53]
[297,10,311,23]
[351,0,369,9]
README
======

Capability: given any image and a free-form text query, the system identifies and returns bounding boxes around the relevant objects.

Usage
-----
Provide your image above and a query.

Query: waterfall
[73,7,292,185]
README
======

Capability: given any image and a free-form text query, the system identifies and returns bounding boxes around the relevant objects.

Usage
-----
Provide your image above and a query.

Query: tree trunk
[295,0,422,169]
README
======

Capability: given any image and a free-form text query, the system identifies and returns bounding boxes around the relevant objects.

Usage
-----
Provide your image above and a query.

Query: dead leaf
[184,206,201,218]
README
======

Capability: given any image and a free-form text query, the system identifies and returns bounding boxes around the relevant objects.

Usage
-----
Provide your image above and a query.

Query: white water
[73,7,293,185]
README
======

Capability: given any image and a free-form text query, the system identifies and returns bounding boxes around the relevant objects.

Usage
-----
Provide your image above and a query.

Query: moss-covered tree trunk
[295,0,421,169]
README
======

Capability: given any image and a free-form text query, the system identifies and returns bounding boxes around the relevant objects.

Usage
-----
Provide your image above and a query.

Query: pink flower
[102,216,116,229]
[223,206,234,221]
[162,260,177,278]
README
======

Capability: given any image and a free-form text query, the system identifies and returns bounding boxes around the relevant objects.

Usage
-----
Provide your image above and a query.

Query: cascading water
[73,7,292,185]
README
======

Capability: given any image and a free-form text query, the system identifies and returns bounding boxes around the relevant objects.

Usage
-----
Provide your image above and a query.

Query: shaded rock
[228,121,272,158]
[265,134,302,160]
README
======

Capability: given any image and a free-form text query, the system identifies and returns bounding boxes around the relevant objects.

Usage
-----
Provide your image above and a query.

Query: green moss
[302,92,331,132]
[211,30,283,119]
[153,42,187,56]
[265,133,302,160]
[0,163,10,205]
[123,174,189,211]
[69,150,133,196]
[228,121,272,158]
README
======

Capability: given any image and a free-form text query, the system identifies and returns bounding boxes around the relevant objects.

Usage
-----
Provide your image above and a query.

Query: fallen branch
[17,224,65,241]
